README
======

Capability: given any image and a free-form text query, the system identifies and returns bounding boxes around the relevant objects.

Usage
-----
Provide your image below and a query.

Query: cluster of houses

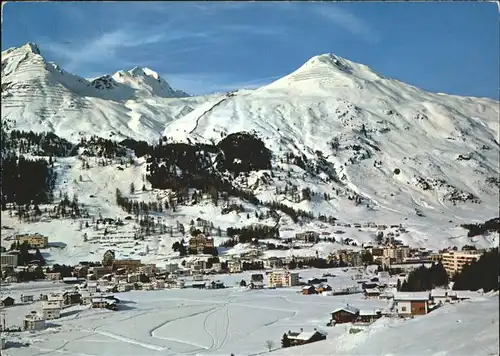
[0,289,122,336]
[0,233,49,269]
[326,288,475,328]
[0,222,487,287]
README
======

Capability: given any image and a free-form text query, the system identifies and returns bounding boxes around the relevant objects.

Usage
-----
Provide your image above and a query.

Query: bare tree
[265,340,274,352]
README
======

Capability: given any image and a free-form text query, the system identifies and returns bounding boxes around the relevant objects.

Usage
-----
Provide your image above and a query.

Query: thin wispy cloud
[40,13,289,75]
[41,27,212,72]
[309,6,381,43]
[220,24,288,37]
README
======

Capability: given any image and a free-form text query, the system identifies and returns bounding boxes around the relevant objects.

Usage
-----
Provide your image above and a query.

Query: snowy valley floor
[1,274,498,356]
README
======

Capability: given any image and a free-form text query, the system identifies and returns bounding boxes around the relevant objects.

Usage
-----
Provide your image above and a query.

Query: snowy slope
[1,43,499,259]
[273,293,499,356]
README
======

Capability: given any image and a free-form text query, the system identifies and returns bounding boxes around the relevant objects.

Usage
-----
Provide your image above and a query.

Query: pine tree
[281,333,291,348]
[115,188,122,205]
[130,183,135,194]
[34,248,46,266]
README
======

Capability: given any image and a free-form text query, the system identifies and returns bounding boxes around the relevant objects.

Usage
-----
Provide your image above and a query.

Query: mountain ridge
[1,42,499,254]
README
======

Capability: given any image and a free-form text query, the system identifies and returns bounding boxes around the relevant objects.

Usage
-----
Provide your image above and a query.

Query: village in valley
[0,209,497,354]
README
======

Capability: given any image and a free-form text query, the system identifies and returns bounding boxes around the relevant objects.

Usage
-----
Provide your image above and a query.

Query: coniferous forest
[120,133,318,223]
[1,154,56,207]
[452,248,499,292]
[398,251,499,293]
[399,262,449,292]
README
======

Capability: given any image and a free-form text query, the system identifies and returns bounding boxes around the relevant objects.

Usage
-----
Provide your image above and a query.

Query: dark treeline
[287,257,348,269]
[6,130,75,157]
[452,248,499,292]
[461,218,500,238]
[226,225,280,242]
[120,132,272,175]
[216,132,272,173]
[78,135,128,158]
[116,188,167,215]
[1,154,56,207]
[53,192,84,218]
[46,264,83,278]
[399,263,449,292]
[118,134,316,224]
[4,130,129,158]
[241,260,264,271]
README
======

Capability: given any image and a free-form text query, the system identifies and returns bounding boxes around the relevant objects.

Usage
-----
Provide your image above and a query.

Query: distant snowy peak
[1,42,190,99]
[112,66,190,98]
[260,53,385,93]
[127,66,160,80]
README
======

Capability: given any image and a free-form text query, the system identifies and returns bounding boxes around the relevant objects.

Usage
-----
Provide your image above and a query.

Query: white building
[164,263,179,273]
[138,264,156,276]
[430,289,450,305]
[41,301,61,320]
[0,253,18,268]
[212,263,222,272]
[153,279,165,289]
[117,283,133,293]
[268,270,300,288]
[47,293,64,308]
[263,257,284,269]
[228,261,242,273]
[87,281,98,294]
[20,294,34,303]
[192,274,204,281]
[441,250,482,276]
[377,271,390,280]
[392,292,431,316]
[23,311,46,331]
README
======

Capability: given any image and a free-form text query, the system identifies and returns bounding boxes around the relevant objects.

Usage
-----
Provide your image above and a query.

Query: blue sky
[2,2,499,99]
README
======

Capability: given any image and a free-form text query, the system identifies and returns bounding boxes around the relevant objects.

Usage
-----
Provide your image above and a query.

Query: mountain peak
[110,67,189,98]
[303,53,384,80]
[302,53,354,75]
[2,42,42,57]
[128,66,160,81]
[260,52,385,92]
[21,42,41,55]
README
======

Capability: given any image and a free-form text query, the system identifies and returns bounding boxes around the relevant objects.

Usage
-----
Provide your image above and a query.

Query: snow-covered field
[1,269,498,356]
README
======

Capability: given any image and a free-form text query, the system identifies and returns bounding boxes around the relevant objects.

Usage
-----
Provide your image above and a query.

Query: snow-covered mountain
[2,42,499,254]
[162,53,500,224]
[1,42,198,142]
